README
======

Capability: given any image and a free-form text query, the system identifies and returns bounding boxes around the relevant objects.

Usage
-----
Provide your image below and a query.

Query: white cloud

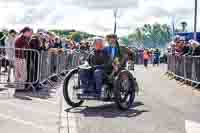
[0,0,199,35]
[68,0,139,9]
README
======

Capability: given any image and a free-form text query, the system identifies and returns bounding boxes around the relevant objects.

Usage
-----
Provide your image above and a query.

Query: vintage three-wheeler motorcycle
[63,47,138,110]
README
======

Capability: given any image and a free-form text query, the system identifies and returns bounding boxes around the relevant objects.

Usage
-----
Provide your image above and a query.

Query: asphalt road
[0,64,200,133]
[0,83,61,133]
[65,65,200,133]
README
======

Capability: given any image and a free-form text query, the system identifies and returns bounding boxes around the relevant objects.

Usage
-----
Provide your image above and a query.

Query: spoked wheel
[114,70,136,110]
[63,68,84,107]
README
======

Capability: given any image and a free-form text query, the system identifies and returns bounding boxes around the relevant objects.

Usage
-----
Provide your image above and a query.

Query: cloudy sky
[0,0,199,36]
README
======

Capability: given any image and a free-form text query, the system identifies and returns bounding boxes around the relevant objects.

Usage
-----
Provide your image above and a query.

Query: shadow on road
[13,88,56,100]
[0,88,8,92]
[4,84,16,88]
[10,83,59,100]
[65,101,149,118]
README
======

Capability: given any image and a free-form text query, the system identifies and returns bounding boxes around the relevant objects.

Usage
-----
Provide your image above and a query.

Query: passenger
[105,34,121,61]
[104,34,122,74]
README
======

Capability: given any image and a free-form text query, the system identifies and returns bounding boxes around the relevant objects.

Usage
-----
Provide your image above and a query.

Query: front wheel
[114,70,136,110]
[63,68,84,107]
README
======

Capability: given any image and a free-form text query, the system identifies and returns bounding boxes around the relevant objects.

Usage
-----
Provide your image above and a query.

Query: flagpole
[194,0,198,40]
[170,16,176,40]
[113,9,118,35]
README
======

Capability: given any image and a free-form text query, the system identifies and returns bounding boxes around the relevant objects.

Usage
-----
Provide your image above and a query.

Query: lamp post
[113,9,118,34]
[194,0,198,40]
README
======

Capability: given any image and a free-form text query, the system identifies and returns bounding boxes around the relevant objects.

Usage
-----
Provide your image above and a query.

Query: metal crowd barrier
[39,49,68,85]
[39,49,88,86]
[0,48,89,93]
[0,48,40,90]
[167,54,200,85]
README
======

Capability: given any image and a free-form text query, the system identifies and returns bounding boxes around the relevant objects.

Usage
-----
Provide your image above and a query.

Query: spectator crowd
[135,48,162,67]
[167,35,200,56]
[167,35,200,85]
[0,27,94,53]
[0,26,165,91]
[0,27,94,91]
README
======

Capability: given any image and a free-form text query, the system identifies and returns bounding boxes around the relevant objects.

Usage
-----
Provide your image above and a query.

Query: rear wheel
[114,70,136,110]
[63,68,84,107]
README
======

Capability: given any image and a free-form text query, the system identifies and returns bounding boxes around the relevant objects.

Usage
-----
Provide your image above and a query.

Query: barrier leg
[47,78,56,88]
[30,84,38,97]
[194,83,200,88]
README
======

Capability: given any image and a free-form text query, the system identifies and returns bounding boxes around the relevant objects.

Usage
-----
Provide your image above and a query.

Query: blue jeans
[79,68,94,92]
[94,69,104,93]
[79,68,104,94]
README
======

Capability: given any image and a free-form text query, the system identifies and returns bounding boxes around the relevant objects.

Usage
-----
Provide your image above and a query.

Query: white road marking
[185,120,200,133]
[64,109,78,133]
[60,99,78,133]
[0,112,54,133]
[55,82,78,133]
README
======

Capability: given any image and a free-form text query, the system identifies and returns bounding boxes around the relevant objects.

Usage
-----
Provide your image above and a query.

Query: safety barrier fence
[167,54,200,85]
[0,48,40,88]
[0,48,88,92]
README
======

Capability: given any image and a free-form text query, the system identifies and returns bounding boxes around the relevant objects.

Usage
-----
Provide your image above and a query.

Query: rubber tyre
[63,68,84,108]
[114,70,136,110]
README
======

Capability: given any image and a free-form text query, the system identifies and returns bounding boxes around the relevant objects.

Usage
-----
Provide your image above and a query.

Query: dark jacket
[0,32,5,47]
[104,41,122,60]
[154,51,161,59]
[181,46,190,55]
[192,46,200,56]
[28,37,41,60]
[104,46,119,59]
[88,49,110,66]
[88,49,113,73]
[29,37,41,50]
[184,47,193,56]
[53,43,62,48]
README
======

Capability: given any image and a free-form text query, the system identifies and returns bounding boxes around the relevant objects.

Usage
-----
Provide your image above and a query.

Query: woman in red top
[15,27,33,91]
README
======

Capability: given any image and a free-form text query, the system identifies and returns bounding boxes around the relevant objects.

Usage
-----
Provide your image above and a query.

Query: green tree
[128,28,144,47]
[120,36,130,46]
[128,23,171,48]
[48,29,95,41]
[180,21,187,32]
[70,32,82,42]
